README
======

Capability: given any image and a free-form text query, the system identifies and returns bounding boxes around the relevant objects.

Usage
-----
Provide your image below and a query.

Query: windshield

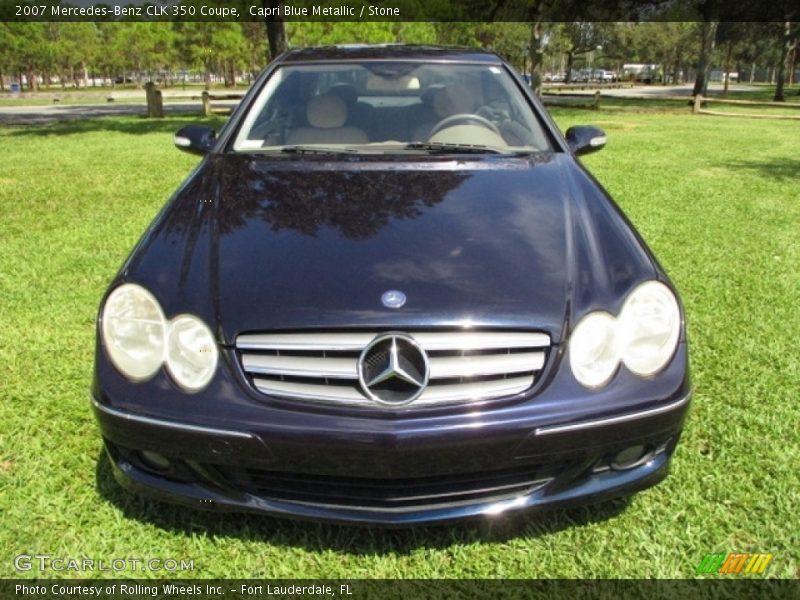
[232,61,551,155]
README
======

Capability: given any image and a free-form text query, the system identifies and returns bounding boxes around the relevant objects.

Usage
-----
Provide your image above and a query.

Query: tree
[262,0,287,62]
[561,22,604,83]
[773,21,797,102]
[241,22,269,80]
[177,22,245,87]
[692,20,717,96]
[3,23,49,90]
[291,22,435,47]
[0,22,20,90]
[50,22,99,88]
[690,0,728,96]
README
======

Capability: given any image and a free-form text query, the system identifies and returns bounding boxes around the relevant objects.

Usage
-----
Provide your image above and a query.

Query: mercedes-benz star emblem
[358,333,429,406]
[381,290,406,309]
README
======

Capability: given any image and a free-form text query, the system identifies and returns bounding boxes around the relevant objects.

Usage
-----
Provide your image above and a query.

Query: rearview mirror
[565,126,606,156]
[174,125,216,155]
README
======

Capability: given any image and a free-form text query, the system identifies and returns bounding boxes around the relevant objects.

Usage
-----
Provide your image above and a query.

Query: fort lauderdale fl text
[16,583,355,597]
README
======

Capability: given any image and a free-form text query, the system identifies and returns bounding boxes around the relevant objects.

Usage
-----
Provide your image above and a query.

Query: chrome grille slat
[237,331,549,352]
[242,351,545,381]
[412,331,549,351]
[252,375,535,407]
[242,354,357,379]
[429,352,545,378]
[237,332,374,351]
[253,379,366,404]
[238,330,550,408]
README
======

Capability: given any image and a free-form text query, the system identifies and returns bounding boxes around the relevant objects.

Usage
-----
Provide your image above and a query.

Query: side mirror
[565,126,607,156]
[174,125,216,155]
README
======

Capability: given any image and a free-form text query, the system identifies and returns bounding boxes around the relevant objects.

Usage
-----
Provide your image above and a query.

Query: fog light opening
[138,450,172,472]
[610,445,654,471]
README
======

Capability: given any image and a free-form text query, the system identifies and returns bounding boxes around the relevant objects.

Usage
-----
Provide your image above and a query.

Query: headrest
[328,83,358,107]
[307,94,347,129]
[421,84,446,106]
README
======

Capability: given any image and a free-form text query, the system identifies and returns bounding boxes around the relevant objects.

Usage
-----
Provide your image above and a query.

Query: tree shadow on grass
[0,113,228,137]
[94,449,631,555]
[723,158,800,182]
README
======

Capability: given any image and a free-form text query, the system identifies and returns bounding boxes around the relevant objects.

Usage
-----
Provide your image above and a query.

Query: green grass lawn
[0,108,798,579]
[699,103,800,118]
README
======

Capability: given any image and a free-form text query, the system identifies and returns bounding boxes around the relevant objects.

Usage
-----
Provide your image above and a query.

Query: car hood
[122,152,657,345]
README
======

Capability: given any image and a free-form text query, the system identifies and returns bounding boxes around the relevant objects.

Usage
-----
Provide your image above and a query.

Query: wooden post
[201,90,211,116]
[145,81,155,117]
[593,91,601,110]
[693,94,703,114]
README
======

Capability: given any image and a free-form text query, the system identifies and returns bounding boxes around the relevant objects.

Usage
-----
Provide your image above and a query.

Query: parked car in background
[593,69,616,82]
[92,45,691,525]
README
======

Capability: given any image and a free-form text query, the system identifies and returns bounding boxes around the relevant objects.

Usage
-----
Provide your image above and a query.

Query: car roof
[278,44,503,64]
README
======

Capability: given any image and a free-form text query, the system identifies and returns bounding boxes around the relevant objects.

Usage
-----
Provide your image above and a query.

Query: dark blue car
[92,45,691,525]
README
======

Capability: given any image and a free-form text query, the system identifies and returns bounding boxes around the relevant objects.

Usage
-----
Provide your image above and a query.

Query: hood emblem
[381,290,406,308]
[358,333,429,406]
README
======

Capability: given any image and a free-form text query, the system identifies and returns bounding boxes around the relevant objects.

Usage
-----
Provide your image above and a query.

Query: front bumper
[92,383,691,525]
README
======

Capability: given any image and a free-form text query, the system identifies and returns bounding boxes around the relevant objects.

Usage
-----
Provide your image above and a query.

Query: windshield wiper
[279,145,363,155]
[403,142,504,155]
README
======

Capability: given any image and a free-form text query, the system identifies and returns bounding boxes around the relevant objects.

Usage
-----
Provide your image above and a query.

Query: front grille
[236,330,550,408]
[213,464,552,512]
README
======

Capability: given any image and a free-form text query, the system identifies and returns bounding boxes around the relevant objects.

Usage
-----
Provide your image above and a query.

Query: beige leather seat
[286,94,368,145]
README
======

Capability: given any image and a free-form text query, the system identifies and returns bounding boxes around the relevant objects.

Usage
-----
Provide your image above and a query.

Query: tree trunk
[528,20,545,95]
[225,60,235,87]
[774,66,786,102]
[774,22,792,102]
[565,51,575,83]
[722,40,733,95]
[0,71,4,92]
[693,20,718,96]
[26,68,37,91]
[263,0,287,62]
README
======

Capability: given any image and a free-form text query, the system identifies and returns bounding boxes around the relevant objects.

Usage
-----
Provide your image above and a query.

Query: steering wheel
[428,113,501,138]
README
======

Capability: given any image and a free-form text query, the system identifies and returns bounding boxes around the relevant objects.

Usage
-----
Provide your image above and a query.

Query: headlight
[165,314,218,391]
[617,280,681,376]
[101,283,166,381]
[569,311,619,388]
[569,281,681,388]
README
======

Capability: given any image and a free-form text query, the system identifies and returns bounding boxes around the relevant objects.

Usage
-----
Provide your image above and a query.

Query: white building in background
[621,64,661,83]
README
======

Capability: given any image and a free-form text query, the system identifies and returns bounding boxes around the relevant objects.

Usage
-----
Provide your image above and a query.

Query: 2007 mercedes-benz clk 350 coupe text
[92,46,691,525]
